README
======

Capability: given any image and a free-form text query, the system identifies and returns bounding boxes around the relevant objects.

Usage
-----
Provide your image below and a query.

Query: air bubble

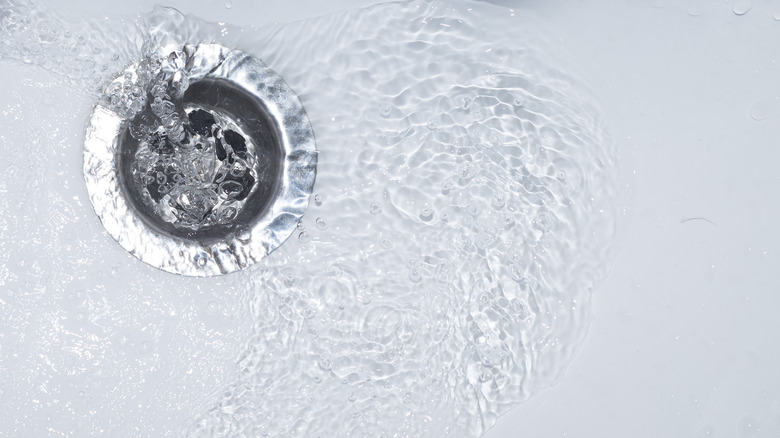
[315,217,328,230]
[207,301,220,315]
[459,96,471,109]
[441,179,453,194]
[318,358,332,370]
[510,264,525,282]
[513,96,525,107]
[379,105,392,118]
[380,238,393,249]
[478,370,493,382]
[534,212,552,231]
[419,203,434,221]
[490,192,506,209]
[298,231,312,243]
[426,121,438,131]
[225,1,233,9]
[467,203,480,217]
[556,170,567,182]
[314,194,323,205]
[195,253,208,267]
[510,298,525,315]
[408,269,422,283]
[369,202,382,215]
[457,162,476,181]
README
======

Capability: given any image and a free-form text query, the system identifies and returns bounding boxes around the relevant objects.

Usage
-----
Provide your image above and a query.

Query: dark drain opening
[117,78,285,242]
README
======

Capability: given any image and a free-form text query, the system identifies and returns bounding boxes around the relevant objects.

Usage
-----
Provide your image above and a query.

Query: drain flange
[84,43,317,276]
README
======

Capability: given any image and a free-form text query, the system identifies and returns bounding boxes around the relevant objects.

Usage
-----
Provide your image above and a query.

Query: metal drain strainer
[84,43,317,276]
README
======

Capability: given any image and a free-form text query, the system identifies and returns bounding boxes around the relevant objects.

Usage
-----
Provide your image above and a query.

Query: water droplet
[403,392,413,403]
[379,105,392,118]
[315,217,328,230]
[225,1,233,9]
[207,301,220,315]
[314,194,323,206]
[467,203,481,217]
[408,269,422,283]
[195,253,208,267]
[318,358,332,370]
[732,0,752,15]
[298,231,312,243]
[380,238,393,249]
[513,96,525,107]
[419,203,434,221]
[686,0,705,16]
[556,169,567,182]
[774,10,780,20]
[459,96,471,109]
[297,221,305,230]
[738,415,761,437]
[369,202,382,215]
[750,97,778,121]
[313,375,322,384]
[426,121,438,131]
[478,370,493,382]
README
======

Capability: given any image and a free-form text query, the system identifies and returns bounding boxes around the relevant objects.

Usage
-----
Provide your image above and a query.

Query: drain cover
[84,43,317,276]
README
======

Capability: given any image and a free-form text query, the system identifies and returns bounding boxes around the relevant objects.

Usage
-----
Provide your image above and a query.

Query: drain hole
[85,43,316,275]
[117,78,283,241]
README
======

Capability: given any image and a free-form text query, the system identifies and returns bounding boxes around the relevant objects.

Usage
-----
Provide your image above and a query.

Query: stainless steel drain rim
[84,43,317,276]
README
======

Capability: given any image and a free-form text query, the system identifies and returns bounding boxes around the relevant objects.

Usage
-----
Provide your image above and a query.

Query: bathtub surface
[1,1,779,437]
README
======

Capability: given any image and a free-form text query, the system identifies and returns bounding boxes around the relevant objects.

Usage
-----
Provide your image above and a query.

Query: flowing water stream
[0,0,628,435]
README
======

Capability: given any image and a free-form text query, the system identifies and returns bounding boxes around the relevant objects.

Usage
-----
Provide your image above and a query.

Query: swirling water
[0,0,627,436]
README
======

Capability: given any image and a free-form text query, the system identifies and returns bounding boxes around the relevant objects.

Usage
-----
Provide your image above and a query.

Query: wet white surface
[1,0,779,437]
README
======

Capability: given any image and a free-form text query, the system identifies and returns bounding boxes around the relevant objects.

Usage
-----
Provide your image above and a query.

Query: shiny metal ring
[84,43,317,276]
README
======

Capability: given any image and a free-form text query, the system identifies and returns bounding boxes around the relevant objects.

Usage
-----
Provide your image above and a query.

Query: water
[0,0,627,436]
[109,50,264,231]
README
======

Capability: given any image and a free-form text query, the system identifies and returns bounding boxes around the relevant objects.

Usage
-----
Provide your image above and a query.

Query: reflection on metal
[84,43,317,276]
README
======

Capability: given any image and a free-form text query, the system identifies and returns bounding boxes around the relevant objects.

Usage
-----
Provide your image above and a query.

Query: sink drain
[84,43,317,276]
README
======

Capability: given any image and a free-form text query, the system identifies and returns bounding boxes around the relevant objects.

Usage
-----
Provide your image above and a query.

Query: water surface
[0,0,627,436]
